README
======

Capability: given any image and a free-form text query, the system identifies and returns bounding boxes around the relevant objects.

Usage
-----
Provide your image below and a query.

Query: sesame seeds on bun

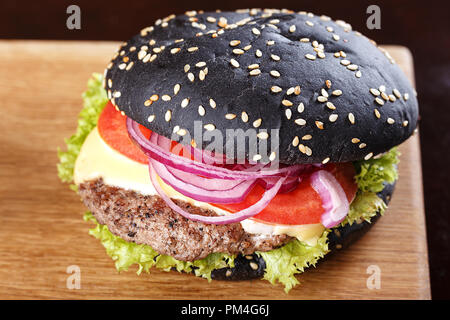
[104,8,418,164]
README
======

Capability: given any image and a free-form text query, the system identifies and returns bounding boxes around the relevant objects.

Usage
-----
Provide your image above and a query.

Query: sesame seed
[375,97,385,106]
[257,132,269,139]
[270,70,281,78]
[393,89,402,99]
[332,90,342,96]
[305,53,316,60]
[322,157,330,164]
[147,115,155,122]
[187,47,199,52]
[195,61,206,68]
[149,54,157,62]
[253,118,262,128]
[317,96,328,102]
[229,40,241,47]
[285,109,292,119]
[252,28,261,35]
[295,118,306,126]
[289,25,296,33]
[233,49,244,55]
[249,69,261,76]
[177,128,187,136]
[364,152,373,160]
[118,63,127,70]
[351,138,360,143]
[347,64,358,71]
[255,49,262,58]
[294,86,301,95]
[374,109,381,119]
[317,52,326,59]
[403,120,409,127]
[204,124,216,131]
[300,38,310,42]
[162,95,171,101]
[326,102,336,110]
[144,100,152,107]
[340,59,350,66]
[252,154,262,162]
[271,54,281,61]
[389,94,397,102]
[113,91,121,98]
[230,59,240,68]
[299,144,306,154]
[198,105,205,116]
[302,134,312,140]
[199,70,206,81]
[370,88,381,96]
[329,114,338,122]
[381,92,389,101]
[173,84,181,95]
[286,87,295,95]
[333,34,340,41]
[271,86,282,93]
[321,89,329,98]
[184,64,190,73]
[150,94,159,102]
[340,51,347,58]
[282,99,293,107]
[387,117,395,124]
[355,71,362,78]
[225,113,236,120]
[165,110,172,122]
[348,113,355,124]
[305,146,312,156]
[241,112,249,123]
[187,72,195,82]
[138,50,147,60]
[379,85,386,92]
[243,45,252,51]
[170,48,181,54]
[292,136,299,147]
[359,143,367,149]
[305,20,314,26]
[181,98,190,108]
[298,103,305,113]
[269,152,276,161]
[315,121,324,129]
[404,93,410,100]
[325,80,332,89]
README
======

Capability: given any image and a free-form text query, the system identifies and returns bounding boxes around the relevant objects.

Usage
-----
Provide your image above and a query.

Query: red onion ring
[149,162,287,225]
[310,170,350,228]
[127,118,306,180]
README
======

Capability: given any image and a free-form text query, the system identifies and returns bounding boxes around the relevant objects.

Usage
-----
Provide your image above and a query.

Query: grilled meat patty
[78,179,293,261]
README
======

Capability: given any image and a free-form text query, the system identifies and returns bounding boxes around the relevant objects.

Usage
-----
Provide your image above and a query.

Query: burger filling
[58,74,399,292]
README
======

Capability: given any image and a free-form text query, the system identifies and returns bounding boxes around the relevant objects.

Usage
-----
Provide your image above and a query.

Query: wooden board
[0,41,430,300]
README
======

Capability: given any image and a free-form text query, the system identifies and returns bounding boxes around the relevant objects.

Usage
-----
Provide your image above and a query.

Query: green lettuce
[84,212,234,280]
[58,74,400,293]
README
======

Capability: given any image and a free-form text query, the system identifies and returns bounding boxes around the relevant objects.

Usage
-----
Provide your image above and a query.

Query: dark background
[1,0,449,299]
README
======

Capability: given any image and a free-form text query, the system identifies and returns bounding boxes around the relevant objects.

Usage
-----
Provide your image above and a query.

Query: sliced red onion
[151,159,257,204]
[149,162,287,224]
[259,176,300,193]
[127,118,306,180]
[310,170,350,228]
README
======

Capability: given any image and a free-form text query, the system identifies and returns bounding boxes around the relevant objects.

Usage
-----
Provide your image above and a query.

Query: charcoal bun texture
[104,9,418,164]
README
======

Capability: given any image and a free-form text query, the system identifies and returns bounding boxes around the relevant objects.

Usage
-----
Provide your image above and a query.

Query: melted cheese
[74,127,325,245]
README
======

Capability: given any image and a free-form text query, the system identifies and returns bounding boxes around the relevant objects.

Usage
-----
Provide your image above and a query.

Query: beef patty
[78,179,293,261]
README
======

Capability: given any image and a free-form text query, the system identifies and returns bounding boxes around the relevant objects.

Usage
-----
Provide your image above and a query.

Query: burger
[57,9,418,292]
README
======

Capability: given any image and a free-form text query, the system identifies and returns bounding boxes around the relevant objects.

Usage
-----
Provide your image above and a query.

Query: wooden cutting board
[0,41,430,300]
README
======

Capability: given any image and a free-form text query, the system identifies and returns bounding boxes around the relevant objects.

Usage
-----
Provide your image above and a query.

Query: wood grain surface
[0,41,430,299]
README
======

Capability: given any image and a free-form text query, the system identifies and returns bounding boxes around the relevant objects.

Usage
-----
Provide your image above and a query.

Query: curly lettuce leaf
[257,232,329,293]
[83,212,235,281]
[60,74,400,293]
[353,148,399,193]
[57,73,108,184]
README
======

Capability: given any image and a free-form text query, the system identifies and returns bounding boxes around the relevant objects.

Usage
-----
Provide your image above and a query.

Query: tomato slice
[97,101,151,164]
[212,163,357,225]
[97,100,358,226]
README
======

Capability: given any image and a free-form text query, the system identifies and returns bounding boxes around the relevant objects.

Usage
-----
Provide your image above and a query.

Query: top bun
[104,9,418,164]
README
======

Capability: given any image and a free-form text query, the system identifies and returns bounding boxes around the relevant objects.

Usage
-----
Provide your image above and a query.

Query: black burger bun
[104,9,418,164]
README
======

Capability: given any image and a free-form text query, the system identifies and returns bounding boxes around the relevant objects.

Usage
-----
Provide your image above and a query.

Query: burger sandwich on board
[58,9,418,292]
